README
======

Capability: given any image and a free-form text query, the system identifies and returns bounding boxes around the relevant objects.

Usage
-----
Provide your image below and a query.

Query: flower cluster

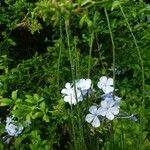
[61,76,137,128]
[85,76,120,127]
[85,93,120,127]
[5,116,23,137]
[61,79,92,105]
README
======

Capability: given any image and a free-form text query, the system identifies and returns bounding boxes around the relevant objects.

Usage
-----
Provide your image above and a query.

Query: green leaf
[40,102,46,112]
[0,98,13,106]
[33,94,44,103]
[111,0,128,11]
[43,115,49,122]
[25,96,35,104]
[34,112,43,118]
[79,14,92,28]
[81,0,94,6]
[26,114,31,122]
[11,90,18,100]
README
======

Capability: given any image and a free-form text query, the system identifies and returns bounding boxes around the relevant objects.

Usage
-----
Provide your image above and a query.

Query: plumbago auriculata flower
[61,79,93,105]
[61,76,137,128]
[97,76,114,94]
[5,116,23,137]
[85,106,101,128]
[98,99,120,120]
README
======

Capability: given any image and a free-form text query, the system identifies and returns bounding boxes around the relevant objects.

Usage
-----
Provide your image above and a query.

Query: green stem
[57,18,63,90]
[119,5,145,108]
[104,8,116,96]
[104,8,116,150]
[70,104,78,150]
[119,5,145,149]
[88,33,94,78]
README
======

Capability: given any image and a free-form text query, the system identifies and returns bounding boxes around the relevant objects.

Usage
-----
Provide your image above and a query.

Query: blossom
[61,83,73,96]
[99,99,120,120]
[76,79,92,96]
[5,116,23,137]
[5,123,23,137]
[85,106,101,128]
[130,114,138,122]
[97,76,114,94]
[61,82,83,105]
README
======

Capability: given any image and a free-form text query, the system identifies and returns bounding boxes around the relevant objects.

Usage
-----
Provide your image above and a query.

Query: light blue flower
[85,106,101,128]
[99,99,120,120]
[97,76,114,94]
[61,82,83,105]
[5,123,23,137]
[5,116,23,137]
[76,79,92,96]
[61,79,93,105]
[130,114,138,122]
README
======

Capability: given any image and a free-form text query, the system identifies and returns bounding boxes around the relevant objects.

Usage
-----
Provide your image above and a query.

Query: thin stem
[119,5,145,149]
[88,33,94,78]
[104,8,116,96]
[74,38,80,79]
[70,104,78,150]
[104,8,116,150]
[57,18,63,90]
[119,5,145,108]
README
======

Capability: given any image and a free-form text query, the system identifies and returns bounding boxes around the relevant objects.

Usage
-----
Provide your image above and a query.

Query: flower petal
[98,107,107,116]
[106,111,114,120]
[97,76,107,89]
[101,100,107,108]
[108,100,115,107]
[65,83,71,89]
[103,86,114,94]
[64,95,70,102]
[61,89,67,94]
[109,107,119,115]
[85,114,94,123]
[64,95,76,105]
[100,76,107,84]
[106,78,113,86]
[89,106,98,114]
[91,116,100,128]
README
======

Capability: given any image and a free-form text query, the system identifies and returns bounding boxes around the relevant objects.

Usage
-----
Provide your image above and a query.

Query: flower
[61,82,83,105]
[76,79,92,96]
[61,83,73,96]
[97,76,114,94]
[130,114,138,122]
[85,106,101,128]
[5,116,23,137]
[5,123,23,137]
[99,99,120,120]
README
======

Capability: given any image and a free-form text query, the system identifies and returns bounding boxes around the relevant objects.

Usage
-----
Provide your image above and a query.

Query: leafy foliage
[0,0,150,149]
